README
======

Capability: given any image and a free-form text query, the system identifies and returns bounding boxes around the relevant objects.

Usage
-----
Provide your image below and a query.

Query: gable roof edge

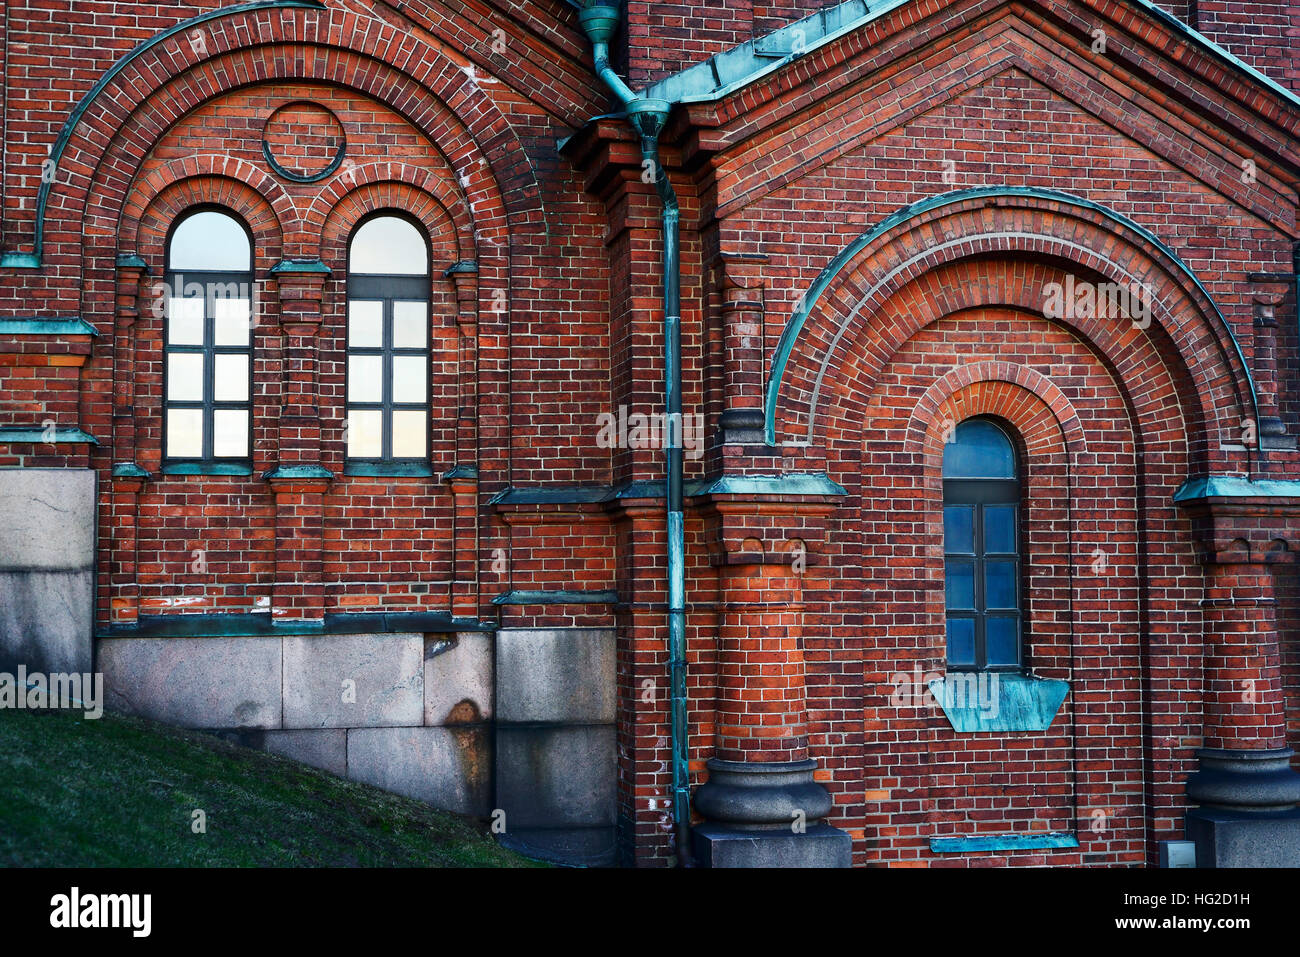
[640,0,1300,115]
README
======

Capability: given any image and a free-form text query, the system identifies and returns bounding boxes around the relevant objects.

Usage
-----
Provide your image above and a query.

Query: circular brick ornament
[261,101,347,183]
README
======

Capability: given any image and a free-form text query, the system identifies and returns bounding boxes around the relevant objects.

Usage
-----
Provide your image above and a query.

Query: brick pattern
[0,0,1296,870]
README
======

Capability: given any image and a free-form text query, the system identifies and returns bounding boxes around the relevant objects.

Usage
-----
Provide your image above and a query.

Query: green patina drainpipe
[578,3,694,867]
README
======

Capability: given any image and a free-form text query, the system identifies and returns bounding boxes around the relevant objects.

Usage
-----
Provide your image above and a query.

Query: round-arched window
[942,418,1022,670]
[345,214,431,469]
[163,207,254,465]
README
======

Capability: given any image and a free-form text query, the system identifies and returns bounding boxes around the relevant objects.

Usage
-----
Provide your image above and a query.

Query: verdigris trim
[0,317,98,337]
[930,833,1080,854]
[2,0,326,269]
[160,462,254,476]
[927,673,1070,733]
[343,462,435,477]
[489,485,614,505]
[691,472,847,497]
[441,464,479,480]
[765,186,1259,444]
[641,0,1300,114]
[269,258,332,275]
[116,254,148,270]
[443,260,479,276]
[0,427,97,445]
[491,589,620,605]
[261,103,348,184]
[111,462,151,479]
[263,464,335,480]
[1174,476,1300,502]
[97,610,494,638]
[489,473,846,505]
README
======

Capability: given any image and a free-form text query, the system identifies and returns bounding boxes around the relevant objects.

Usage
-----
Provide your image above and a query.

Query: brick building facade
[0,0,1298,867]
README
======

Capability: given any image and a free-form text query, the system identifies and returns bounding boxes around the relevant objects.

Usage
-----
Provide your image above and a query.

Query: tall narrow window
[345,214,430,469]
[942,417,1022,671]
[163,208,254,466]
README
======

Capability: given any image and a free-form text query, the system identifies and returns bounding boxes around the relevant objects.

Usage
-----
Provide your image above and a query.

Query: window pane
[166,408,203,458]
[169,210,251,271]
[348,355,383,403]
[392,301,427,348]
[944,560,974,610]
[214,354,249,402]
[986,617,1019,666]
[943,419,1016,479]
[943,505,974,554]
[985,560,1017,609]
[391,410,426,458]
[347,409,382,458]
[392,355,426,404]
[212,409,248,458]
[168,298,204,344]
[348,300,383,348]
[167,353,204,401]
[946,618,975,667]
[214,298,251,346]
[349,216,427,275]
[984,505,1017,553]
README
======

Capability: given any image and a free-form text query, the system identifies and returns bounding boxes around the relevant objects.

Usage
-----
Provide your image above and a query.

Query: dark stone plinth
[1184,747,1300,867]
[1185,807,1300,868]
[718,407,766,446]
[693,758,851,867]
[692,822,851,868]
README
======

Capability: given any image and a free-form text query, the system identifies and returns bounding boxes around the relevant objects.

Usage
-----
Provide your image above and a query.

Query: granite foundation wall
[97,627,617,864]
[0,468,96,676]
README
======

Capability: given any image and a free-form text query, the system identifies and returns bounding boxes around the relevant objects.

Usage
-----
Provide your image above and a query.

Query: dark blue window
[942,418,1022,671]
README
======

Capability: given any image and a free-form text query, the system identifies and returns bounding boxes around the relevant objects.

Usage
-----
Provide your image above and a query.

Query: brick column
[714,253,767,446]
[692,486,850,867]
[1182,501,1300,866]
[1248,280,1294,450]
[266,261,333,623]
[110,256,150,622]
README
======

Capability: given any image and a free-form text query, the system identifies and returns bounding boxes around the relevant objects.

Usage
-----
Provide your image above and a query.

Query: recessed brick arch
[35,3,542,276]
[770,189,1255,474]
[134,175,285,274]
[904,360,1088,461]
[309,165,474,265]
[120,155,297,261]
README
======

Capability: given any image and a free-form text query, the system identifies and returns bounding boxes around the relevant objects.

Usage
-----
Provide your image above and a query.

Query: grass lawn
[0,706,541,867]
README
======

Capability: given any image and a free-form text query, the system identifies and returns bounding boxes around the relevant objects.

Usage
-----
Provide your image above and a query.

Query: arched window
[163,208,254,467]
[942,417,1022,671]
[345,213,431,470]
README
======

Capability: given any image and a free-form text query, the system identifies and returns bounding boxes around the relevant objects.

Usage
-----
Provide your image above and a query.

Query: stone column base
[1185,807,1300,868]
[692,758,851,867]
[693,821,851,868]
[1185,747,1300,867]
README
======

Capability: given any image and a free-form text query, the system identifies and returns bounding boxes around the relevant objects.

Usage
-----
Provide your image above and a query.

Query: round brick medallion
[261,101,347,183]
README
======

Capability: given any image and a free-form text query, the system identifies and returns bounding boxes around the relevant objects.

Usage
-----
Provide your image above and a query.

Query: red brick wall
[0,0,1297,869]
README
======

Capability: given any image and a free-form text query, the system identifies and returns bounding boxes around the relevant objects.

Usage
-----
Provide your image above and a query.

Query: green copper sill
[1174,476,1300,503]
[263,464,335,481]
[269,258,332,275]
[930,833,1080,854]
[0,427,97,445]
[344,462,436,478]
[111,462,151,479]
[0,317,98,337]
[115,254,149,270]
[98,610,494,639]
[159,462,254,476]
[492,589,620,606]
[441,464,479,481]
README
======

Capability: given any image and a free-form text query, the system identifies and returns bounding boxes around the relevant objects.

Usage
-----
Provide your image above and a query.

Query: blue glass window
[942,418,1022,670]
